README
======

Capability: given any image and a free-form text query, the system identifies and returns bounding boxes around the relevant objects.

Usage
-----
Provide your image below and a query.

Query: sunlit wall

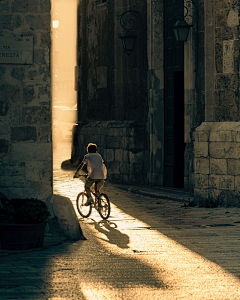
[51,0,78,157]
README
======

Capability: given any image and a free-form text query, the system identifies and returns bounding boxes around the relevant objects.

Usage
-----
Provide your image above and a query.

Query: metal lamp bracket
[171,0,198,25]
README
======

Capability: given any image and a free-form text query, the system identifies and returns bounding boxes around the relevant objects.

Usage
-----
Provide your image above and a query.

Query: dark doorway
[164,0,184,188]
[174,71,184,188]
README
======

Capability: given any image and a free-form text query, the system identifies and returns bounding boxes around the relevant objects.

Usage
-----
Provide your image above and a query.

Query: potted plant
[0,198,50,250]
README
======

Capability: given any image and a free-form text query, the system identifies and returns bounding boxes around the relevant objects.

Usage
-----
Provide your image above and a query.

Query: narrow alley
[1,142,240,299]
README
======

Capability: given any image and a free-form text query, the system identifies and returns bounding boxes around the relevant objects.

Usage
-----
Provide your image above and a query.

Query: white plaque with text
[0,35,33,64]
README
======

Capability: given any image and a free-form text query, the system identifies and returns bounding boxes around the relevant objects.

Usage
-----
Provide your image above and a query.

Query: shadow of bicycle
[91,219,130,249]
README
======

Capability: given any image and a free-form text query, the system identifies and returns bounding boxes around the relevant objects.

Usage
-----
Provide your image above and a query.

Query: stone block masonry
[0,0,52,200]
[193,122,240,206]
[71,121,148,185]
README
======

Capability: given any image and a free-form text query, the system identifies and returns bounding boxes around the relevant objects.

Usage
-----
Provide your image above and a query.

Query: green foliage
[0,198,50,224]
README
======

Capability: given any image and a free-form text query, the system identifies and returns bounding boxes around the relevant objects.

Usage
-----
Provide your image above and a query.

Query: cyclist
[73,143,107,205]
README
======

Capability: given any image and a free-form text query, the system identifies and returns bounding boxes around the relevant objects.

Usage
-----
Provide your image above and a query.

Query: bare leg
[85,178,94,199]
[95,180,104,197]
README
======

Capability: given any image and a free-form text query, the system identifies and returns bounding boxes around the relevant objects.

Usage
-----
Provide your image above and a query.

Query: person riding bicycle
[73,143,107,205]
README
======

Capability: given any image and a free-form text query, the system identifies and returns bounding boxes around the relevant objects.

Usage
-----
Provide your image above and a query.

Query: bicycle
[76,175,111,220]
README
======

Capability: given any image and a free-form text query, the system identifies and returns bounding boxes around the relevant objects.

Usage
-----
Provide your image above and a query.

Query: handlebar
[74,173,88,182]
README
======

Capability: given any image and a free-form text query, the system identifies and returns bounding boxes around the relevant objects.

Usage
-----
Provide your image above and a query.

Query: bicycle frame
[76,175,110,219]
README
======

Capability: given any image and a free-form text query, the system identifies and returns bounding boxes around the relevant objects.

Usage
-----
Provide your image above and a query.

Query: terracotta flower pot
[0,222,47,250]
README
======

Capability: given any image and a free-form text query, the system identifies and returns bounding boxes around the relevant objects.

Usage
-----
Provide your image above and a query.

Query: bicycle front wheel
[98,193,110,219]
[76,192,92,218]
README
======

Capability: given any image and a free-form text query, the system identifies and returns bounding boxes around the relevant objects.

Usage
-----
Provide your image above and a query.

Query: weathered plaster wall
[0,0,52,200]
[146,0,164,186]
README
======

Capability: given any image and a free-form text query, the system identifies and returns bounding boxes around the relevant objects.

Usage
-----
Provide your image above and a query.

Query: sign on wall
[0,35,33,64]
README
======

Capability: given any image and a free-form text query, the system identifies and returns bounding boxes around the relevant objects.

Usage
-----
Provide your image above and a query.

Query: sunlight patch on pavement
[53,178,84,201]
[53,176,240,299]
[80,206,240,300]
[80,283,164,300]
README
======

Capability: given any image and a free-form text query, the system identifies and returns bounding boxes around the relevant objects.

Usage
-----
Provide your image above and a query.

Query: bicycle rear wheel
[98,193,110,219]
[76,192,92,218]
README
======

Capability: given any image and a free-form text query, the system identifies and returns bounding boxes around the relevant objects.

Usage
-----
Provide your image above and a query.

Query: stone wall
[71,121,148,184]
[191,0,240,205]
[0,0,52,200]
[203,0,240,122]
[214,0,240,122]
[76,0,149,185]
[193,122,240,206]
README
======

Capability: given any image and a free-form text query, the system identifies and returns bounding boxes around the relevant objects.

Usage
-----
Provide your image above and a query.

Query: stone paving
[1,142,240,299]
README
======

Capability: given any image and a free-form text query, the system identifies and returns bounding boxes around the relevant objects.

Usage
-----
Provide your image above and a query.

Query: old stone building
[1,0,240,205]
[191,1,240,205]
[73,0,148,185]
[73,0,198,188]
[0,0,52,200]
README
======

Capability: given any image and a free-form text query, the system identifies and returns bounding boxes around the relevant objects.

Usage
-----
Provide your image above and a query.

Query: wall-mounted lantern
[119,31,137,54]
[171,0,197,43]
[173,20,193,42]
[117,10,142,54]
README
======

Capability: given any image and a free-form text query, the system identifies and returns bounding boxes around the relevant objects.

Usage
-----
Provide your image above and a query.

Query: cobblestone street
[1,142,240,299]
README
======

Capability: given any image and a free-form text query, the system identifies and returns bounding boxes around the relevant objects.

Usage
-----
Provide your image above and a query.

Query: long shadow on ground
[106,184,240,279]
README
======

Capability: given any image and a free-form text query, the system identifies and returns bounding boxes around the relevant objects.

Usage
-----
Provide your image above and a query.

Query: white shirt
[82,153,107,179]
